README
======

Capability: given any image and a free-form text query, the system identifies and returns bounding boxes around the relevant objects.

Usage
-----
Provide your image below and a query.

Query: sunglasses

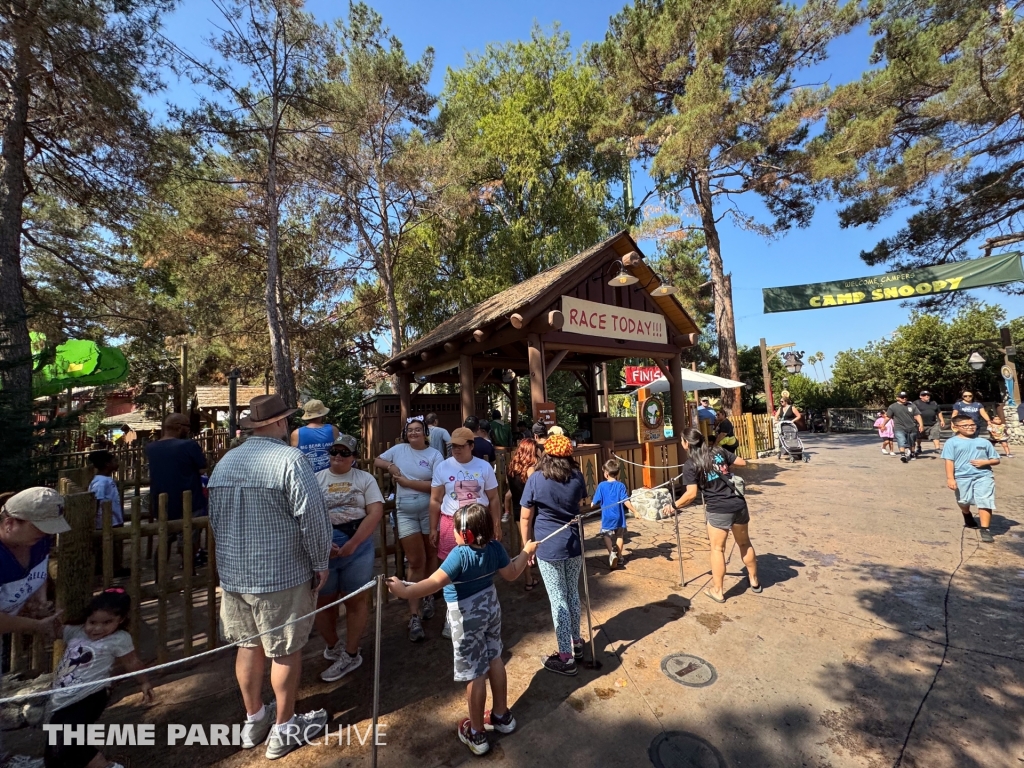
[329,449,354,458]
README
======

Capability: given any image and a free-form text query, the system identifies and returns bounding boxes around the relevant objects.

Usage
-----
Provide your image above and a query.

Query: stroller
[777,421,809,463]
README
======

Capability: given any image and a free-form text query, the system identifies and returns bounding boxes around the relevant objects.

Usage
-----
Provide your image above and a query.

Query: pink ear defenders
[460,507,476,545]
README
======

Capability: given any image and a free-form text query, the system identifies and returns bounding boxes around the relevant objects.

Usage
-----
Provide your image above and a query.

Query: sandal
[749,581,763,594]
[704,588,725,604]
[525,578,536,591]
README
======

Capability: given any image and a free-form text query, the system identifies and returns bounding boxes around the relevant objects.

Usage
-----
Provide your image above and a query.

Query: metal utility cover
[649,731,727,768]
[660,653,717,688]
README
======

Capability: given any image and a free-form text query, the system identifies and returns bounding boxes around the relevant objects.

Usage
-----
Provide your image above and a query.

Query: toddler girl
[46,589,152,768]
[388,503,537,756]
[874,411,894,455]
[987,415,1013,457]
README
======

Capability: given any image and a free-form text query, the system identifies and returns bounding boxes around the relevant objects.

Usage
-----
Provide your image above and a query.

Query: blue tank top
[297,424,335,473]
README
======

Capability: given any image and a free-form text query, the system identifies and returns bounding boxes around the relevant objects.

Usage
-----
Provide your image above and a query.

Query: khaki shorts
[220,581,316,658]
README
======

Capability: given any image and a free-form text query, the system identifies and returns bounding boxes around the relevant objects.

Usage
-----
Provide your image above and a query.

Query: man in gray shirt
[208,394,332,759]
[426,412,451,458]
[885,391,925,464]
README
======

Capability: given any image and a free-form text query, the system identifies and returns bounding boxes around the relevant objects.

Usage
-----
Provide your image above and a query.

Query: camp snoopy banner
[762,252,1024,314]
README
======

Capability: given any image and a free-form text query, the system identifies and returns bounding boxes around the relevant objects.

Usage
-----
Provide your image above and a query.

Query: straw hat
[300,399,330,420]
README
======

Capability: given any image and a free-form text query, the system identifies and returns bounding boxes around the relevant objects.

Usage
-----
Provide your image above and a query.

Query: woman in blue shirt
[951,390,991,431]
[519,434,588,677]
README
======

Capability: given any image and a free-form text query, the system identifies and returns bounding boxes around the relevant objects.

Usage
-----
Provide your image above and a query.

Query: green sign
[762,252,1024,313]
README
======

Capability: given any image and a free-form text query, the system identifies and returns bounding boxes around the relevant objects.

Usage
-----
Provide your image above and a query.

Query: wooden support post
[586,365,599,415]
[207,525,218,650]
[527,333,546,415]
[101,501,114,589]
[130,496,142,643]
[544,350,569,380]
[183,491,194,657]
[459,355,475,422]
[759,338,775,416]
[398,372,412,423]
[52,490,95,668]
[509,379,519,429]
[157,493,169,663]
[669,354,687,451]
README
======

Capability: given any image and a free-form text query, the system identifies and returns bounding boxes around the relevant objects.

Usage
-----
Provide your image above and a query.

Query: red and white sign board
[561,295,669,345]
[624,366,664,387]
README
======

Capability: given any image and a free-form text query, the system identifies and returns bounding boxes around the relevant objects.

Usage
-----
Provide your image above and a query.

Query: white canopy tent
[637,369,746,394]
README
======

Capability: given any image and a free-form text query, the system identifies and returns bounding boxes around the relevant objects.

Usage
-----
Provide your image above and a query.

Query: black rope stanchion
[670,476,685,587]
[371,574,384,768]
[577,517,602,670]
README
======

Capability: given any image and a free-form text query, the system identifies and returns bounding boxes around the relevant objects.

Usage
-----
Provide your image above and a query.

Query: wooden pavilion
[382,231,702,490]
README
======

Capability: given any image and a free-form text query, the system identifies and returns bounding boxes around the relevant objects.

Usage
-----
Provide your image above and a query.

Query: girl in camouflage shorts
[388,503,537,756]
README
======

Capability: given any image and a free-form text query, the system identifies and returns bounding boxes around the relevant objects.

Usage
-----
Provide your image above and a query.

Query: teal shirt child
[941,436,998,479]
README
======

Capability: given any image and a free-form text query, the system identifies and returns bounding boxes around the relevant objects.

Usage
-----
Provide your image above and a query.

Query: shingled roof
[387,231,699,367]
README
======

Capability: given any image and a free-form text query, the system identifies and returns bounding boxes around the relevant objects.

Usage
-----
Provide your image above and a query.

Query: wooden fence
[697,413,775,459]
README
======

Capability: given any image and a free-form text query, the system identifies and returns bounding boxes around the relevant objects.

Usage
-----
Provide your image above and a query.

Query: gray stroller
[777,421,809,462]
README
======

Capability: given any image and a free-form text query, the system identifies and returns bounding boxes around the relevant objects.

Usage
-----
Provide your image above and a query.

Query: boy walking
[942,414,1000,543]
[591,460,636,569]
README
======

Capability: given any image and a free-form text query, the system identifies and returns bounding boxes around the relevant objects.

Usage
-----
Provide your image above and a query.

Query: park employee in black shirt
[886,392,925,464]
[914,390,945,455]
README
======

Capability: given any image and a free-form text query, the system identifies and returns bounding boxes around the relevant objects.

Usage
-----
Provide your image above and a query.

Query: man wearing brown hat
[289,399,339,473]
[208,394,332,759]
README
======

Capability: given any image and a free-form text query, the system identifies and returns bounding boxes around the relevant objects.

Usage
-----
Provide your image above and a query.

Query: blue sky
[157,0,1024,375]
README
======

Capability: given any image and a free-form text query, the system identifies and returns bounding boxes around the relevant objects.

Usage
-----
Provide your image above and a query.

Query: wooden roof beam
[510,310,563,334]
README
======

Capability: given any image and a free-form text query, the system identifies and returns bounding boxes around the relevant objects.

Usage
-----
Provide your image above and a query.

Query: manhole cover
[660,653,717,687]
[649,731,727,768]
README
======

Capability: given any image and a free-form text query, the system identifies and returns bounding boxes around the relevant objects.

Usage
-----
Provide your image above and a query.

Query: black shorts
[705,501,750,530]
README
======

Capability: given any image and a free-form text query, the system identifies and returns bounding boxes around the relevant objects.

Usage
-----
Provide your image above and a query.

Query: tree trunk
[265,139,297,407]
[0,27,34,490]
[696,175,740,413]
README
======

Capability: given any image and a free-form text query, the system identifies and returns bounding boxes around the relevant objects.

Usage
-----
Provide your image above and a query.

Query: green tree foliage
[173,0,333,406]
[302,331,367,437]
[830,304,1018,405]
[0,0,174,490]
[309,2,441,360]
[817,0,1024,303]
[591,0,858,411]
[405,26,621,331]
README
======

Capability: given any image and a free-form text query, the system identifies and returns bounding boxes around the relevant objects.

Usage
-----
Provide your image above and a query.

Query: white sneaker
[2,757,45,768]
[265,709,328,760]
[442,615,452,639]
[881,449,889,455]
[609,552,619,569]
[323,640,345,661]
[501,511,510,523]
[321,649,362,682]
[241,700,277,748]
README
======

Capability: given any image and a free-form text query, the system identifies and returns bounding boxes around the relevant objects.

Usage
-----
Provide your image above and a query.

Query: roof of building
[101,409,162,431]
[195,385,268,410]
[386,231,700,368]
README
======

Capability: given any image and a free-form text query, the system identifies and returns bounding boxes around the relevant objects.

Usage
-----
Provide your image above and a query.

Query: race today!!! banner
[761,252,1024,313]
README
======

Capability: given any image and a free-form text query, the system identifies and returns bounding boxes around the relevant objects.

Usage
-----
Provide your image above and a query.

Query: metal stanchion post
[577,517,602,670]
[670,477,685,587]
[371,575,384,768]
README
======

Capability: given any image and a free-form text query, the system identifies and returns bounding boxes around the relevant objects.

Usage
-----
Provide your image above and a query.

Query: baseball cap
[450,427,476,446]
[2,488,71,535]
[897,391,909,398]
[547,425,565,436]
[331,434,358,453]
[531,422,548,437]
[919,390,930,396]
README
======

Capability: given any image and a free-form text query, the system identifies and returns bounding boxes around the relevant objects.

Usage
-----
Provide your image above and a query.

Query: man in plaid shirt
[208,394,332,760]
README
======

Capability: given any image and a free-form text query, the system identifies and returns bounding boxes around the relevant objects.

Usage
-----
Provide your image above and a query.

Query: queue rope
[0,578,379,705]
[3,458,697,707]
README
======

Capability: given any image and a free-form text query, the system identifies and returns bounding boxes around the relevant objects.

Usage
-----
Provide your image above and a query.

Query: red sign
[624,366,664,387]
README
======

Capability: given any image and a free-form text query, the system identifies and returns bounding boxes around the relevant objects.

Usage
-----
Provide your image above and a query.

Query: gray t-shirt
[886,401,921,432]
[428,426,451,458]
[51,625,135,711]
[380,443,443,501]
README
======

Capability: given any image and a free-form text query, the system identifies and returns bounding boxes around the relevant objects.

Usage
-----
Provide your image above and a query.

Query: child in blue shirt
[941,414,1000,542]
[388,503,537,757]
[591,459,636,570]
[88,450,123,527]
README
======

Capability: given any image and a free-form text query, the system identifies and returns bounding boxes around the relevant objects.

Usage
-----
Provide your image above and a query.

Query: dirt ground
[8,433,1024,767]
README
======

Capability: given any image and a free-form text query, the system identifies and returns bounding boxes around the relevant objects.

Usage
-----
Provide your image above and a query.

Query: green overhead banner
[762,252,1024,313]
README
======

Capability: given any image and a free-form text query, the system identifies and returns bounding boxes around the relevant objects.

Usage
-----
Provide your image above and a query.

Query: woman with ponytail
[663,429,761,603]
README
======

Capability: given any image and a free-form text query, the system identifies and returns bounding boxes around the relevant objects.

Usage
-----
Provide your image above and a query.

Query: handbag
[721,474,745,498]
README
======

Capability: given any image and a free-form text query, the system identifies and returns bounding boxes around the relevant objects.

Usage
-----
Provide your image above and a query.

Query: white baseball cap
[2,487,71,534]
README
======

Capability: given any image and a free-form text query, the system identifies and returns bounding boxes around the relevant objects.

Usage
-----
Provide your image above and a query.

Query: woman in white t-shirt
[429,427,501,638]
[314,435,384,683]
[373,417,442,642]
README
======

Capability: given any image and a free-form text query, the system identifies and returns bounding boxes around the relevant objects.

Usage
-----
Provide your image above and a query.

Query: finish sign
[660,653,717,688]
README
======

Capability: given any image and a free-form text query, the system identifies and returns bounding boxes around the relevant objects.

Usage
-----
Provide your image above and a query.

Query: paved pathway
[13,433,1023,767]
